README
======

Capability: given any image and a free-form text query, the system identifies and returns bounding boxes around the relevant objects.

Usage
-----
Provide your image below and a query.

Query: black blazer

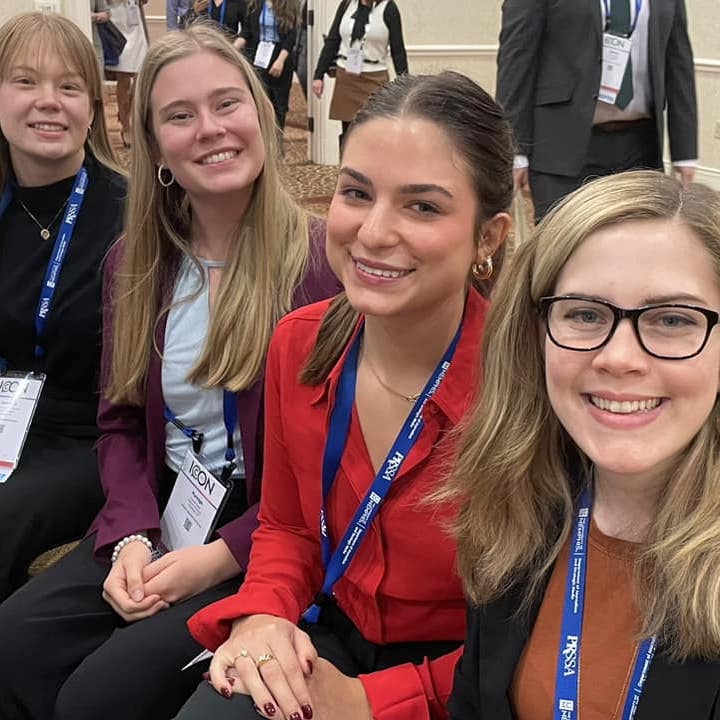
[495,0,698,177]
[448,577,720,719]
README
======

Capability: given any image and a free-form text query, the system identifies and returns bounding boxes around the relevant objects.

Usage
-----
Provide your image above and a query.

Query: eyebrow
[338,167,453,198]
[158,86,246,114]
[9,64,83,80]
[566,292,709,306]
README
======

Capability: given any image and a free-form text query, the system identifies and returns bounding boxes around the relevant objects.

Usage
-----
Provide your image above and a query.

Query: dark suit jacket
[87,218,341,567]
[448,576,720,719]
[496,0,698,177]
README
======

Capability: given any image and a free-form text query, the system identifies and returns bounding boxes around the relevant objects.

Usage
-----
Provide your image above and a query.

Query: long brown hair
[0,12,120,195]
[247,0,301,32]
[443,170,720,660]
[106,25,310,404]
[301,71,514,385]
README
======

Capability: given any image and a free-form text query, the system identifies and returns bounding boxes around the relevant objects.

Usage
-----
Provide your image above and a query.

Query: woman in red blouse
[175,71,513,720]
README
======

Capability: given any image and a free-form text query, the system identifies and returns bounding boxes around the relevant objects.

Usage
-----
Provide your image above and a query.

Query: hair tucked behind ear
[300,71,514,386]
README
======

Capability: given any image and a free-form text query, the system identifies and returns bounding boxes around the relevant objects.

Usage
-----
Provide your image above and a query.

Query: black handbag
[98,19,127,67]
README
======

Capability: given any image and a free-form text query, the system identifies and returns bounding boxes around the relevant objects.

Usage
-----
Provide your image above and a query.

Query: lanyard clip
[191,431,203,455]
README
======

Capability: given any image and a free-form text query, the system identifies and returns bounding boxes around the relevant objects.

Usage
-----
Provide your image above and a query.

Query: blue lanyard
[210,0,227,26]
[554,488,656,720]
[602,0,642,36]
[302,320,462,623]
[164,389,239,481]
[260,2,277,43]
[0,168,88,362]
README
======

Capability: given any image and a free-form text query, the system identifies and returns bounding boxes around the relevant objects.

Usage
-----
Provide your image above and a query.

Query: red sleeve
[188,320,325,650]
[359,647,462,720]
[92,241,160,556]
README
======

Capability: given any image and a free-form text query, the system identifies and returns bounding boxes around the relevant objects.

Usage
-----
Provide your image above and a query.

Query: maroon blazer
[87,218,341,568]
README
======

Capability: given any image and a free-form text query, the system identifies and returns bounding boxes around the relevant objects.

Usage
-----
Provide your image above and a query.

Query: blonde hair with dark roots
[0,12,121,194]
[441,170,720,661]
[247,0,301,32]
[107,25,309,404]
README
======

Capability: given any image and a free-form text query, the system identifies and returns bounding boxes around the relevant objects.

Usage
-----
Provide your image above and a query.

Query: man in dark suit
[497,0,698,220]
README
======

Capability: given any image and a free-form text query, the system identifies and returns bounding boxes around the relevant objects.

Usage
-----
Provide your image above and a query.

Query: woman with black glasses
[442,169,720,719]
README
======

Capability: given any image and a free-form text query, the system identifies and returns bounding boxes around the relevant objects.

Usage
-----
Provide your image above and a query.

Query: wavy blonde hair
[107,25,310,404]
[0,12,120,194]
[443,170,720,660]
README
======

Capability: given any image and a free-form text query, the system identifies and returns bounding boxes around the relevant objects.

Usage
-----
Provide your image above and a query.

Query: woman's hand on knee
[208,613,317,719]
[307,659,372,720]
[102,541,168,622]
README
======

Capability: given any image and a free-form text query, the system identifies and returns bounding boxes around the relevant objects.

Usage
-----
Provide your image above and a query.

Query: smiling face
[545,218,720,488]
[149,51,265,208]
[0,40,92,184]
[326,116,484,324]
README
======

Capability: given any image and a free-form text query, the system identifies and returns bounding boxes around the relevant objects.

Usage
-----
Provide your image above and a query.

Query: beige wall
[0,0,91,34]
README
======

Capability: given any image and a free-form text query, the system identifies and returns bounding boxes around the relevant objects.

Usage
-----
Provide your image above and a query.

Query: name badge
[599,33,632,105]
[0,372,45,483]
[345,47,364,75]
[127,2,141,27]
[159,449,232,552]
[254,41,276,69]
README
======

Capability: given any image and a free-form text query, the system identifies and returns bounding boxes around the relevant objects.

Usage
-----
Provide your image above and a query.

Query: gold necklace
[18,197,68,240]
[364,357,422,403]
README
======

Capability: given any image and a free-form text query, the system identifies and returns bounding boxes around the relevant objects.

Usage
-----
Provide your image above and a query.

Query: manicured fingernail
[290,713,301,720]
[221,686,232,699]
[264,703,277,716]
[202,671,210,681]
[227,676,235,686]
[302,705,314,719]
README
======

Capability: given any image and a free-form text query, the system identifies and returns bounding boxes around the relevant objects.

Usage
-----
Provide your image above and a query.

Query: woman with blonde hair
[446,170,720,719]
[0,11,125,602]
[0,24,338,720]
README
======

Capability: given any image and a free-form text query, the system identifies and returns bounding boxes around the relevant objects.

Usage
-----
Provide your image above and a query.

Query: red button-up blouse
[188,289,489,720]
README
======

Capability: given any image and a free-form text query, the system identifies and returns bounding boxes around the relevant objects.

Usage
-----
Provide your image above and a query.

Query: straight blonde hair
[107,25,309,404]
[442,170,720,661]
[0,12,121,194]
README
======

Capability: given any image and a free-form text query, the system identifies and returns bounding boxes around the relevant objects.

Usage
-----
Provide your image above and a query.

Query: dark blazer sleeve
[496,0,549,156]
[384,1,408,75]
[664,0,698,161]
[448,605,483,720]
[313,0,347,80]
[92,241,162,557]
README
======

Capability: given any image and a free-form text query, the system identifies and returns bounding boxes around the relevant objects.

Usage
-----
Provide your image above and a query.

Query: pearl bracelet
[111,534,154,564]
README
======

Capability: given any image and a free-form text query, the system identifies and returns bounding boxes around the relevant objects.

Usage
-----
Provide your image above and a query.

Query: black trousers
[0,429,104,601]
[173,600,461,719]
[256,59,294,131]
[529,118,662,221]
[0,535,243,720]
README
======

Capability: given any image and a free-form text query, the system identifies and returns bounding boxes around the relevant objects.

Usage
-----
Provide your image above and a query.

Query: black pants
[0,429,104,601]
[0,535,243,720]
[173,600,461,719]
[529,118,662,221]
[256,60,294,131]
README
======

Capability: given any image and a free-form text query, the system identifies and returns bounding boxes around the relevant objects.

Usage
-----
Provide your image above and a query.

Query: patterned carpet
[105,82,337,216]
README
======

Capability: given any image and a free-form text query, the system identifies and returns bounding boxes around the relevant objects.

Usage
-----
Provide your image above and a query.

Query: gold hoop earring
[157,164,175,188]
[472,256,493,281]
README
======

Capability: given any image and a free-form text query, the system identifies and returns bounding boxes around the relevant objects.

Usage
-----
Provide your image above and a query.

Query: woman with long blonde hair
[446,171,720,719]
[0,11,125,602]
[0,24,338,720]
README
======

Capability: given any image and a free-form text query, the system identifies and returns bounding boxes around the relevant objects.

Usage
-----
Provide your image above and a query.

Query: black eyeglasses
[538,295,720,360]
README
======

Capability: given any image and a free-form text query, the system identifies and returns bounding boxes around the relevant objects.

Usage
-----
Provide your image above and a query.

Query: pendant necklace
[18,196,69,240]
[365,356,422,403]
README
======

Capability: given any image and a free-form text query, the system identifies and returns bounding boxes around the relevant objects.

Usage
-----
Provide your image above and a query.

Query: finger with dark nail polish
[264,703,277,716]
[302,704,314,719]
[221,686,232,699]
[202,671,210,682]
[290,713,301,720]
[227,676,235,686]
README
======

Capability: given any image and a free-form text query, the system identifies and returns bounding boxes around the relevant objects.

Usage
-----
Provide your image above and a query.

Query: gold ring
[233,649,253,664]
[254,652,275,669]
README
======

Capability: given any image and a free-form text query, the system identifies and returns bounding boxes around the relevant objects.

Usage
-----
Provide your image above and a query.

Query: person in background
[90,0,111,71]
[313,0,407,150]
[235,0,300,133]
[173,70,512,720]
[107,0,150,147]
[194,0,247,39]
[497,0,698,221]
[446,171,720,719]
[294,1,308,99]
[0,12,125,602]
[168,0,191,30]
[0,24,339,720]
